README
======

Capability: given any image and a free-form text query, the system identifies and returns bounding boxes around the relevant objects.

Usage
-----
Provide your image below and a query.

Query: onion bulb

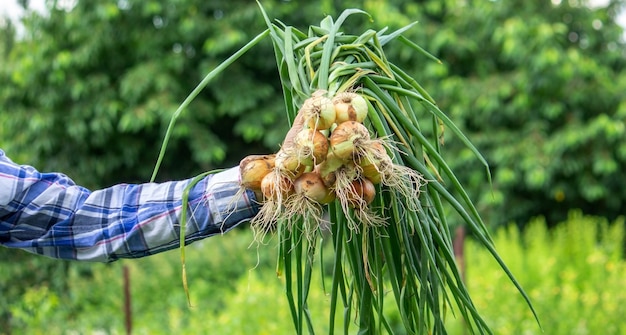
[239,154,276,191]
[333,92,368,124]
[275,149,307,178]
[329,121,371,161]
[318,151,349,187]
[357,141,389,184]
[293,128,329,165]
[346,178,376,208]
[302,92,335,131]
[360,163,382,185]
[261,170,294,201]
[294,172,336,204]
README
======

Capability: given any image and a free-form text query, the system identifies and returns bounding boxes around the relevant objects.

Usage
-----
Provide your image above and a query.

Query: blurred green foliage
[419,0,626,226]
[448,212,626,335]
[1,0,624,223]
[3,214,625,334]
[0,0,288,187]
[2,228,276,333]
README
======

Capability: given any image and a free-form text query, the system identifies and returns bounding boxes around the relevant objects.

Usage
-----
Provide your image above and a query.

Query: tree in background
[400,0,626,226]
[2,0,624,223]
[0,0,289,188]
[333,0,626,226]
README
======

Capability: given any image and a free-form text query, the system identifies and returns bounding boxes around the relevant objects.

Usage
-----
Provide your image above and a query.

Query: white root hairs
[286,193,325,245]
[250,167,296,245]
[332,166,386,234]
[354,137,427,213]
[381,164,426,212]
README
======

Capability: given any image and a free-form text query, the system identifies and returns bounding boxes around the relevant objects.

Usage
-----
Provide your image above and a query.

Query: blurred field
[3,212,624,334]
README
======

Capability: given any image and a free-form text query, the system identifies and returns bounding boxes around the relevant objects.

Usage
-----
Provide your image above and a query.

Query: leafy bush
[4,227,276,334]
[2,0,624,225]
[6,213,626,334]
[446,211,626,335]
[201,270,347,334]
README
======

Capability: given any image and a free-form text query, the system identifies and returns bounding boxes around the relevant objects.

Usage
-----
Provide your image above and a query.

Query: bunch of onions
[241,89,421,239]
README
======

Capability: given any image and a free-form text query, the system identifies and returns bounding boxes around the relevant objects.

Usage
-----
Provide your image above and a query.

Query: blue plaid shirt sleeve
[0,149,260,262]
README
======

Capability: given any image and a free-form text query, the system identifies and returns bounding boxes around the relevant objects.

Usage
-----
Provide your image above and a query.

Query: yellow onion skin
[319,189,337,204]
[360,154,393,185]
[346,178,376,207]
[360,163,382,184]
[357,141,389,184]
[239,154,276,191]
[329,121,371,161]
[294,172,336,204]
[333,92,368,124]
[275,150,307,179]
[260,170,294,200]
[294,128,329,165]
[303,95,336,130]
[317,151,346,187]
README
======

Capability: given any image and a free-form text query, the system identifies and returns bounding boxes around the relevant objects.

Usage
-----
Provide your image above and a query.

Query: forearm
[63,167,258,262]
[0,152,259,262]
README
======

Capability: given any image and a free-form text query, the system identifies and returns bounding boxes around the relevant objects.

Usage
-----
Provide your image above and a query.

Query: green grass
[446,211,626,335]
[6,212,626,334]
